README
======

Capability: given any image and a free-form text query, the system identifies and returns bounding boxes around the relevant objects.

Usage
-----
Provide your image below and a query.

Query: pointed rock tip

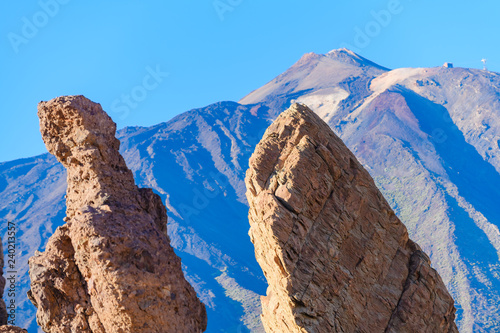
[278,103,330,131]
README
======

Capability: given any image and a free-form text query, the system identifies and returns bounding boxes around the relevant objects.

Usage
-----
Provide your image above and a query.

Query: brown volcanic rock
[0,327,28,333]
[245,103,458,333]
[28,95,207,333]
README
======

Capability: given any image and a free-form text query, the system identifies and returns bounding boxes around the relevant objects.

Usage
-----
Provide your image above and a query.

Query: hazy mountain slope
[373,67,500,173]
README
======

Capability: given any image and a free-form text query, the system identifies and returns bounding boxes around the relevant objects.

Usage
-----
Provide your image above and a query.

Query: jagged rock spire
[28,95,207,333]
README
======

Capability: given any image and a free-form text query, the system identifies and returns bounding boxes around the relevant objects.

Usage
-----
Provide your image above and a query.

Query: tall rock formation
[245,103,458,332]
[28,95,207,332]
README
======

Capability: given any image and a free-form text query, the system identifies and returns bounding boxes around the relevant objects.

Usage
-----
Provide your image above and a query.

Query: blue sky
[1,0,499,162]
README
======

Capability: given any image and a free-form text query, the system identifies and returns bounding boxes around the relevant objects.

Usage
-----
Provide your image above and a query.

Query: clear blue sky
[1,0,498,162]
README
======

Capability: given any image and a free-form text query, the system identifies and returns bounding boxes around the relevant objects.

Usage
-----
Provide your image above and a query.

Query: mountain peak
[326,48,389,70]
[327,47,358,57]
[240,49,387,106]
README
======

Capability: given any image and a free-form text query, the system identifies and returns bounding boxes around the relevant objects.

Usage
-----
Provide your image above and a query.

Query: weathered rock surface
[28,95,207,332]
[0,326,28,333]
[246,103,458,332]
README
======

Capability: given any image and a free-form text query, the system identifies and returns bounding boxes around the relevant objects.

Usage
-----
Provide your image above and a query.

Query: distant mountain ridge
[1,49,500,332]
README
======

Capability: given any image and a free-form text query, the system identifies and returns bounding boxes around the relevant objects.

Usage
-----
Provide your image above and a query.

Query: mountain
[1,48,499,332]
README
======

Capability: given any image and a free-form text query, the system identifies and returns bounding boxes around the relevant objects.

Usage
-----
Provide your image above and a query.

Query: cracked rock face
[245,103,458,333]
[28,95,207,333]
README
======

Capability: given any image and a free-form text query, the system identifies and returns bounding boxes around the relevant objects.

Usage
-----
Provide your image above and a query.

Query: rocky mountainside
[246,104,457,332]
[0,48,499,331]
[28,96,206,332]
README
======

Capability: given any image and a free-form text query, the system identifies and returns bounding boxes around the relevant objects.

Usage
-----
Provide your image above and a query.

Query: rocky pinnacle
[28,95,207,333]
[245,103,458,332]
